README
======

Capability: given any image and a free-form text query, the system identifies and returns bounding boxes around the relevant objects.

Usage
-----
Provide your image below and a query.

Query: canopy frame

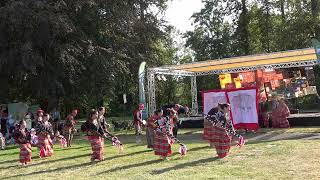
[146,48,318,116]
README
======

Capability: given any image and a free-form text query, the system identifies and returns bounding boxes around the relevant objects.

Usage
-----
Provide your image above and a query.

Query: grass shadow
[104,149,153,161]
[0,156,39,166]
[0,161,94,179]
[96,159,163,175]
[151,157,219,175]
[26,153,90,167]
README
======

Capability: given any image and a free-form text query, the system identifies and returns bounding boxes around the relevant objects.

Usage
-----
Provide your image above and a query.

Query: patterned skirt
[20,143,32,164]
[38,135,54,158]
[208,126,231,158]
[203,119,211,141]
[154,131,172,157]
[272,115,290,128]
[88,136,104,161]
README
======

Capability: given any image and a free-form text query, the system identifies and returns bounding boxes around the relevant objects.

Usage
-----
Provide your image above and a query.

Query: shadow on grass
[0,151,19,157]
[0,161,95,179]
[104,149,153,161]
[151,157,219,175]
[246,132,317,144]
[96,159,163,175]
[54,146,88,152]
[0,156,40,165]
[26,153,90,167]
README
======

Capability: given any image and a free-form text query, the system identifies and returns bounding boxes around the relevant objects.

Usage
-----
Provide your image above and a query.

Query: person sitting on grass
[271,98,290,128]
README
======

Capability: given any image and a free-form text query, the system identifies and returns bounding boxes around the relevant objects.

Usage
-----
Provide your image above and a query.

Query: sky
[165,0,204,33]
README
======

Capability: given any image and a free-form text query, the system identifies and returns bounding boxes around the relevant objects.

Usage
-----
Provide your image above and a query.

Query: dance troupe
[7,102,247,166]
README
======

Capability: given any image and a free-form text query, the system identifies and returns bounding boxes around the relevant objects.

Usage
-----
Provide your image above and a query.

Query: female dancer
[153,109,179,160]
[13,120,32,166]
[35,113,54,158]
[146,109,163,149]
[81,109,105,162]
[63,109,78,147]
[204,103,245,158]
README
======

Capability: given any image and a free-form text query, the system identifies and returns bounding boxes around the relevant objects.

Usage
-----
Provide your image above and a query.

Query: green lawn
[0,128,320,180]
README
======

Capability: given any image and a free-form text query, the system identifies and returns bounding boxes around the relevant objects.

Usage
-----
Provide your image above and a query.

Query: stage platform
[179,113,320,128]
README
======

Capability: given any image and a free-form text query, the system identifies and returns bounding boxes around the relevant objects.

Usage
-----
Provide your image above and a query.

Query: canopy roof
[150,48,318,76]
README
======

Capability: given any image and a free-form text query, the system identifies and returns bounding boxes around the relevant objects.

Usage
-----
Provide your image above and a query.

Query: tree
[0,0,169,116]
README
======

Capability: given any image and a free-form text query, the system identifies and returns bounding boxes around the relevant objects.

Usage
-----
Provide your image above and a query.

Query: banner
[202,90,228,114]
[8,102,29,122]
[138,61,148,119]
[226,88,259,130]
[202,87,259,130]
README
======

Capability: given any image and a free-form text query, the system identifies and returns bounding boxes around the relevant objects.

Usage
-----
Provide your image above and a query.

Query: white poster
[202,91,228,114]
[226,89,258,125]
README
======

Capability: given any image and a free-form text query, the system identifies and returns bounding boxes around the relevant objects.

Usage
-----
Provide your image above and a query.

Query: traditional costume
[133,104,144,144]
[35,121,54,158]
[153,115,187,158]
[63,110,77,147]
[13,126,32,165]
[81,118,105,161]
[153,116,173,157]
[146,114,157,148]
[205,108,245,158]
[271,102,290,128]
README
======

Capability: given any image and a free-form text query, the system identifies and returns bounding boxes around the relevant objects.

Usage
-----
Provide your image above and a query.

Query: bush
[287,94,320,110]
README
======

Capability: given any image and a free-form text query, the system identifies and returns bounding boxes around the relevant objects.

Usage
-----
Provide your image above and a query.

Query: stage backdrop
[202,87,259,130]
[202,90,228,115]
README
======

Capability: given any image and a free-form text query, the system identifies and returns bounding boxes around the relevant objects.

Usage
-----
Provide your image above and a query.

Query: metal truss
[194,60,318,76]
[191,76,198,115]
[147,70,156,116]
[147,59,318,116]
[149,68,195,76]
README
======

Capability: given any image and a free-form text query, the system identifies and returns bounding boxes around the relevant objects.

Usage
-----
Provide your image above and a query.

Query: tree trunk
[311,0,320,39]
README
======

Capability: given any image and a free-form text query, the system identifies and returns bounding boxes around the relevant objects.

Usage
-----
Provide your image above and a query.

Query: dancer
[63,109,78,147]
[13,120,32,166]
[35,113,54,158]
[97,107,110,132]
[82,109,105,161]
[153,109,186,160]
[204,103,245,158]
[146,109,163,149]
[133,103,144,144]
[53,131,67,148]
[33,109,44,128]
[271,98,290,128]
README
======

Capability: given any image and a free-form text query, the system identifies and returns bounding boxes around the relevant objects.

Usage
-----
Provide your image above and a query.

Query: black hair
[98,107,105,112]
[154,109,163,115]
[89,109,98,118]
[218,103,230,109]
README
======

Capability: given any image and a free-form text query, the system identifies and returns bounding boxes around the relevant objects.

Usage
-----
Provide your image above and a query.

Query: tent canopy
[151,48,317,76]
[146,48,318,116]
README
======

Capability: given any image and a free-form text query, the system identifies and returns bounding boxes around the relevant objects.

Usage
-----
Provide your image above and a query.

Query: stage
[179,113,320,128]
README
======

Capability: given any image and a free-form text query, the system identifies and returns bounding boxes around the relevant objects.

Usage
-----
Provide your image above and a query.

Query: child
[53,131,67,148]
[13,120,32,166]
[0,124,5,150]
[30,128,38,146]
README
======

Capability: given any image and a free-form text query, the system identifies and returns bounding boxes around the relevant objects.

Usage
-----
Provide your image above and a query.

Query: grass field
[0,128,320,180]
